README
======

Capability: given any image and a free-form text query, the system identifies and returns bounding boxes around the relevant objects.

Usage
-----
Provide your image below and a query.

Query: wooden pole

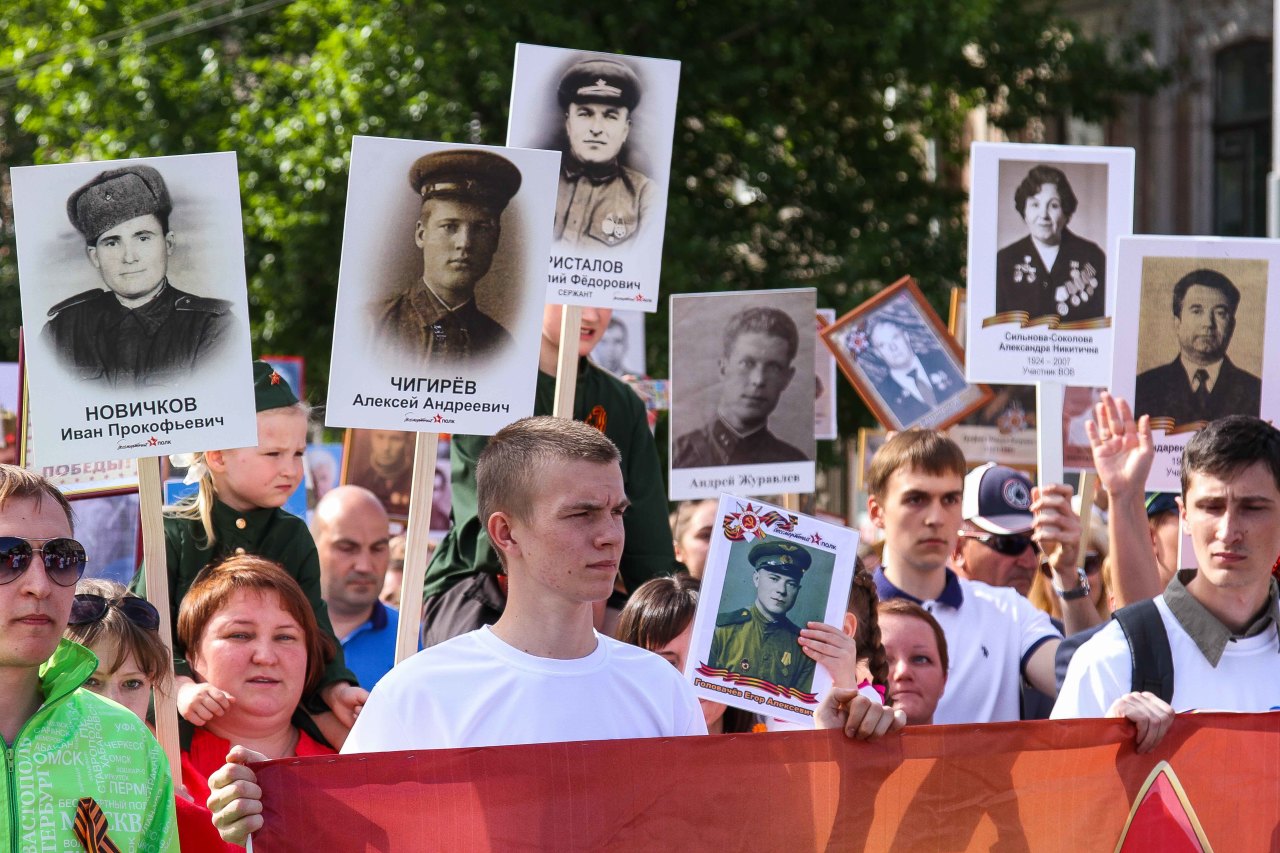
[1035,382,1065,488]
[137,456,180,782]
[552,305,583,419]
[1075,470,1098,570]
[395,431,439,664]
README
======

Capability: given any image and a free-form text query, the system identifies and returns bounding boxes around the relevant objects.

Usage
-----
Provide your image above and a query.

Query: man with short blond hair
[0,465,178,851]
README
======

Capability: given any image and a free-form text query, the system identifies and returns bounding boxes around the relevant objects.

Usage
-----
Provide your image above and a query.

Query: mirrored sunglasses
[0,536,88,587]
[68,593,161,631]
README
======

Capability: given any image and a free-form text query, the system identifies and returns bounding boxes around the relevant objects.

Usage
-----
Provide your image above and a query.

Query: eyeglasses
[0,537,88,587]
[957,529,1036,556]
[69,593,160,631]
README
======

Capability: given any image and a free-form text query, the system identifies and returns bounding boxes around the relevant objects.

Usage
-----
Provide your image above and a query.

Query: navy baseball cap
[962,462,1034,535]
[1145,492,1179,517]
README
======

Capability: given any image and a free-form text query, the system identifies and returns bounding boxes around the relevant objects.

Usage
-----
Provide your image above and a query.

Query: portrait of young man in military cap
[376,149,523,364]
[708,539,817,693]
[43,163,235,387]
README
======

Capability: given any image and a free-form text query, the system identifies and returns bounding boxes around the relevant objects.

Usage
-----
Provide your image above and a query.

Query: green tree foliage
[0,0,1161,442]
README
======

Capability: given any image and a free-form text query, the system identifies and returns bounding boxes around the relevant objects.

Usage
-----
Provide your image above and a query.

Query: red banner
[250,713,1280,851]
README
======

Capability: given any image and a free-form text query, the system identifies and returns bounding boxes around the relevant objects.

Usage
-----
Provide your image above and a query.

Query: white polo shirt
[875,568,1060,724]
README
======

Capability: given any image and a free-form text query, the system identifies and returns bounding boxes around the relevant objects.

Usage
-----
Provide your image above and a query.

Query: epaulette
[716,608,752,628]
[46,288,109,318]
[173,294,233,314]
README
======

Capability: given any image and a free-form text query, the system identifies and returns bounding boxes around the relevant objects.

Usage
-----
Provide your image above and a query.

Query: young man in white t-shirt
[1053,407,1280,750]
[866,430,1073,723]
[207,417,904,843]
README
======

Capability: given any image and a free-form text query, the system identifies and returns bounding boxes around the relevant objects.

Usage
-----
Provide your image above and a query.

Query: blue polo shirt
[342,601,411,691]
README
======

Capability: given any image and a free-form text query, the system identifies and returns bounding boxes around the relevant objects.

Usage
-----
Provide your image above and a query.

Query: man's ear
[86,245,101,270]
[165,231,175,256]
[487,510,519,562]
[782,364,796,388]
[867,493,886,530]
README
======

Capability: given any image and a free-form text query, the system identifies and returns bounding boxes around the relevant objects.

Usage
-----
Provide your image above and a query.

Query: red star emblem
[432,414,444,423]
[147,437,158,446]
[270,371,282,385]
[634,294,645,301]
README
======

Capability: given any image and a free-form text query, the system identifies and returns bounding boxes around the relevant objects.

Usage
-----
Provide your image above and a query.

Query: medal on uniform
[781,651,792,667]
[739,659,750,672]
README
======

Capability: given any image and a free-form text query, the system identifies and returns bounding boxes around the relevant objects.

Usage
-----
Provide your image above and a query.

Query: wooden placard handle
[1075,470,1098,570]
[1035,381,1065,488]
[395,431,439,664]
[137,456,180,782]
[552,305,583,419]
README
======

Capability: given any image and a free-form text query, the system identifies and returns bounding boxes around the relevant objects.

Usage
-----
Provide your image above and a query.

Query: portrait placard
[589,309,647,378]
[507,43,681,312]
[822,276,992,431]
[1111,236,1280,491]
[965,143,1134,386]
[1062,386,1105,474]
[686,494,858,727]
[11,153,257,465]
[340,428,415,523]
[814,309,838,441]
[669,289,816,501]
[325,136,559,435]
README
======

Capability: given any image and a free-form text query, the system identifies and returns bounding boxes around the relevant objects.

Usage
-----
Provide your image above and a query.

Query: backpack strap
[1112,599,1175,703]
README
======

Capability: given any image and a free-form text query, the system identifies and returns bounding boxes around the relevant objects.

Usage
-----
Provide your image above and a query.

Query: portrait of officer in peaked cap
[45,164,235,387]
[378,149,523,364]
[553,56,652,250]
[708,538,817,692]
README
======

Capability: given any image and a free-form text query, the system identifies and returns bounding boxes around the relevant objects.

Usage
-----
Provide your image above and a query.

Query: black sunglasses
[69,593,160,631]
[0,537,88,587]
[957,529,1036,557]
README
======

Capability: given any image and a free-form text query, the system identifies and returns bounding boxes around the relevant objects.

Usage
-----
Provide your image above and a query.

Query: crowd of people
[3,301,1279,848]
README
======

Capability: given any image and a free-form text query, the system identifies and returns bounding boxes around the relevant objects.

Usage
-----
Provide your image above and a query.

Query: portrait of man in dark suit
[45,164,234,387]
[672,306,809,468]
[377,149,522,364]
[866,316,964,426]
[1133,268,1262,426]
[994,164,1106,323]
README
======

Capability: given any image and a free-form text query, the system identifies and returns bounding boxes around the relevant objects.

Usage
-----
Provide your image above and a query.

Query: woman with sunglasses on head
[64,579,232,853]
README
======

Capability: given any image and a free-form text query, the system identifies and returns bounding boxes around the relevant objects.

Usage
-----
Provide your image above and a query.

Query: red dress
[181,727,336,851]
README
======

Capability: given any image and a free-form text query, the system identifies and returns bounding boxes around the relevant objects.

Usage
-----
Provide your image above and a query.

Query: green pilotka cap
[253,360,298,411]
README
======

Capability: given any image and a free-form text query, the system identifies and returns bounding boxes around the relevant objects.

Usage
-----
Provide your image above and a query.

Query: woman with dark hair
[994,163,1106,323]
[616,574,761,734]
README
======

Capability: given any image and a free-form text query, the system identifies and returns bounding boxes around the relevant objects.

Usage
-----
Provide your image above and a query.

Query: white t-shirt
[877,570,1060,724]
[343,626,707,753]
[1052,595,1280,719]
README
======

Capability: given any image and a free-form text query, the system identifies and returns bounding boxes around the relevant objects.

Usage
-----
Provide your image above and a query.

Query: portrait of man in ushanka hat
[378,149,522,363]
[553,57,652,250]
[45,164,235,387]
[709,538,816,692]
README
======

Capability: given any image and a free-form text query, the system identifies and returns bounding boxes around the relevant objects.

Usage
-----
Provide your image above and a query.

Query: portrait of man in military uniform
[377,149,522,364]
[44,164,235,387]
[672,305,810,469]
[708,539,816,693]
[553,57,652,250]
[864,314,965,427]
[344,428,414,520]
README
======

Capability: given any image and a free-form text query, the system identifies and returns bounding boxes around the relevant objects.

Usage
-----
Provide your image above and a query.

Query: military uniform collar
[406,280,482,329]
[874,566,965,609]
[710,416,767,450]
[1163,569,1280,666]
[106,278,175,334]
[750,603,799,634]
[562,154,622,185]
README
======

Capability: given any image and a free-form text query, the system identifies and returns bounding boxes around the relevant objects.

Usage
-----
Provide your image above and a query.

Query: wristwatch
[1053,566,1092,601]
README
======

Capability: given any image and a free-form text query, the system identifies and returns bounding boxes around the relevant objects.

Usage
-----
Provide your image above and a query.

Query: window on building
[1214,40,1272,236]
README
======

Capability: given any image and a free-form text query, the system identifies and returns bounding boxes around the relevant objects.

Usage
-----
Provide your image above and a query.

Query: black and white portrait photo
[1112,236,1280,492]
[994,161,1108,324]
[326,137,559,437]
[669,290,816,499]
[822,277,990,432]
[507,44,681,311]
[1132,259,1266,428]
[590,310,646,377]
[13,153,258,466]
[964,142,1133,388]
